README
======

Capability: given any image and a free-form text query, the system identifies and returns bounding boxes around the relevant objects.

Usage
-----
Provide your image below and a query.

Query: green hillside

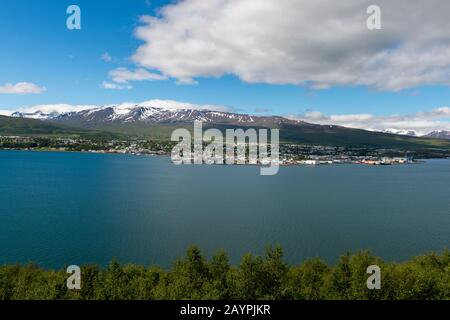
[3,115,450,154]
[66,120,450,153]
[0,116,116,138]
[278,122,450,150]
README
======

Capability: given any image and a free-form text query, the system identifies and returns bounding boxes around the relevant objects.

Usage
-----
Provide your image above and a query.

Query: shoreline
[0,147,439,167]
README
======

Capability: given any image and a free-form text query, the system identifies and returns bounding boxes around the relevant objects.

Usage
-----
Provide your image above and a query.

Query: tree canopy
[0,247,448,300]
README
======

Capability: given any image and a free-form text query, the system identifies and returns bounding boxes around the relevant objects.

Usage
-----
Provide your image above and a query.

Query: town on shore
[0,135,428,166]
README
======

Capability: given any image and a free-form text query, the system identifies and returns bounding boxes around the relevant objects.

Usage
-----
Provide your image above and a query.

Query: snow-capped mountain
[51,106,257,124]
[366,128,418,136]
[381,129,418,136]
[8,101,450,139]
[423,130,450,139]
[11,110,62,120]
[10,100,297,127]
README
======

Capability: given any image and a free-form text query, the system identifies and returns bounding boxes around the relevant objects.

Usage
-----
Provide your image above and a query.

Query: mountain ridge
[8,104,440,138]
[7,104,450,152]
[11,104,302,128]
[423,130,450,140]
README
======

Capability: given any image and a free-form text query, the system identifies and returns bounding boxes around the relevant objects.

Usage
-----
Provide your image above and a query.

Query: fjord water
[0,150,449,268]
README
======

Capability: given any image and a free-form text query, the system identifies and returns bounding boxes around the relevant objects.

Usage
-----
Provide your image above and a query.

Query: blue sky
[1,0,450,134]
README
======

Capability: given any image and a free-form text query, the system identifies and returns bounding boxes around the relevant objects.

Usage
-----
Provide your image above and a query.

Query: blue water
[0,150,449,268]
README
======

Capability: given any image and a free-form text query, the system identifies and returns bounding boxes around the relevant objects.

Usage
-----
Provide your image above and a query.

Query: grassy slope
[91,123,192,140]
[92,121,450,151]
[279,123,450,150]
[3,115,450,152]
[0,116,117,138]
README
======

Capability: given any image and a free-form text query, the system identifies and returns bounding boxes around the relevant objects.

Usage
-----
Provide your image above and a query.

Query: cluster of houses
[279,156,412,166]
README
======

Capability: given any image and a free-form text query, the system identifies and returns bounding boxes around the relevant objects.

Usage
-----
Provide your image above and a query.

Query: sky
[1,0,450,134]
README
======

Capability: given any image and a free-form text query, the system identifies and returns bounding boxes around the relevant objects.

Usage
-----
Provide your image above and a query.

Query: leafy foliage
[0,247,448,300]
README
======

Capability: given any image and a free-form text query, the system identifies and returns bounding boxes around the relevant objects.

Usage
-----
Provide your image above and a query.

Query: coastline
[0,147,433,166]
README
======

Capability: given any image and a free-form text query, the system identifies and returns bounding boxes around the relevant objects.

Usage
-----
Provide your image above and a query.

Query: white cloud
[19,104,98,114]
[108,67,167,83]
[101,81,132,90]
[0,109,13,116]
[130,0,450,91]
[0,82,46,94]
[288,107,450,135]
[137,99,230,112]
[101,52,113,62]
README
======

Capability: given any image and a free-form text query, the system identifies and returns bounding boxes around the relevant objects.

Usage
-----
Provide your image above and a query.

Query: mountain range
[10,103,299,128]
[423,130,450,140]
[3,103,450,152]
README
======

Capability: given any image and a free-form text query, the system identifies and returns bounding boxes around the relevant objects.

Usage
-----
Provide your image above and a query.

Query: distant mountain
[10,110,62,120]
[381,129,418,137]
[12,104,291,127]
[8,104,450,152]
[423,130,450,140]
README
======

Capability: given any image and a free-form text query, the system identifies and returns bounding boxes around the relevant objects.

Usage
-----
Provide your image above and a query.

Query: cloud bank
[130,0,450,91]
[289,107,450,135]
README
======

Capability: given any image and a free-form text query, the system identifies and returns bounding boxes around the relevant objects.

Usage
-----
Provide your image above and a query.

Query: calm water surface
[0,150,449,268]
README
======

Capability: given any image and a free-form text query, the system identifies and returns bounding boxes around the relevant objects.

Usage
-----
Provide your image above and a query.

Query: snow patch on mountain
[381,128,418,136]
[365,128,418,136]
[9,99,255,126]
[7,99,236,123]
[423,130,450,139]
[11,100,231,120]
